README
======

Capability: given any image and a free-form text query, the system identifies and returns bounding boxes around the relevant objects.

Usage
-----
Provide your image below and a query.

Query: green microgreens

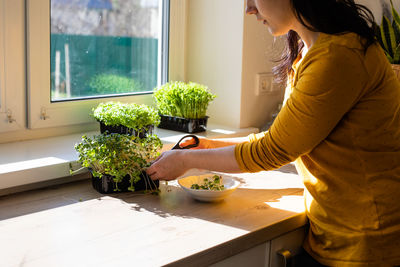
[153,81,216,119]
[72,133,162,192]
[190,175,225,191]
[92,101,160,131]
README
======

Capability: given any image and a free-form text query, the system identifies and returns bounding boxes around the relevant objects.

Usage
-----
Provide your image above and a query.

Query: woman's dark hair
[274,0,377,83]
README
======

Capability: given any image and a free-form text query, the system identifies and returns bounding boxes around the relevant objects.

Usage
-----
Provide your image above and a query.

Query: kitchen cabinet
[210,242,271,267]
[269,227,306,267]
[211,227,306,267]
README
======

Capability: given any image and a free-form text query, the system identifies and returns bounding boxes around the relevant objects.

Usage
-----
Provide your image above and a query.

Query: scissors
[171,134,200,150]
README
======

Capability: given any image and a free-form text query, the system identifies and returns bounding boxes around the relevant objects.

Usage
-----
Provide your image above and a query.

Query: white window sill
[0,124,258,195]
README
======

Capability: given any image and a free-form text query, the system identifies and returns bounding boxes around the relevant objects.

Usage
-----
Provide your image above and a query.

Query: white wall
[240,10,285,129]
[360,0,383,22]
[186,0,244,128]
[358,0,400,23]
[186,0,284,129]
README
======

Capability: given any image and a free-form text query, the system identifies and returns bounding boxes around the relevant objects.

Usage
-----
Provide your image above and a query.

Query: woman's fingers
[146,166,157,179]
[146,150,187,181]
[146,154,164,178]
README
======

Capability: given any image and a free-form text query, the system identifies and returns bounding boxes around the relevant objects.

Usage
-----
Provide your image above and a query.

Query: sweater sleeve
[235,46,368,172]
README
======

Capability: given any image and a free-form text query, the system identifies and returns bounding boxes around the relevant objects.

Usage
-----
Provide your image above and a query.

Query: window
[0,0,189,138]
[50,0,162,101]
[6,0,168,131]
[26,0,169,129]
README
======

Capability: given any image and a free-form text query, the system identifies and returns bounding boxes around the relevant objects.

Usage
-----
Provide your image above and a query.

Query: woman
[147,0,400,265]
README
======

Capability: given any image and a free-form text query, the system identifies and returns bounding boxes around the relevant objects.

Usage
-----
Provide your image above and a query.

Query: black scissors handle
[171,134,200,150]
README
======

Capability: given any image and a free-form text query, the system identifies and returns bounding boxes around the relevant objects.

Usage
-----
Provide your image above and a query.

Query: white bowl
[178,173,240,202]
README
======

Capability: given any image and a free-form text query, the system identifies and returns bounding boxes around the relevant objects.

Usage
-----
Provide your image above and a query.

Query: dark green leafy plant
[72,133,162,192]
[93,101,160,131]
[377,0,400,64]
[88,74,144,95]
[153,81,216,119]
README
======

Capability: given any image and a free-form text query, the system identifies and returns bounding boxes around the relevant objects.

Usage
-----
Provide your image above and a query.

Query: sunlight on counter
[265,195,305,213]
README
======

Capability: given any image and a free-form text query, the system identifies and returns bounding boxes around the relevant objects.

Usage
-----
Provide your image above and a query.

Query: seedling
[72,133,162,193]
[153,81,216,119]
[190,175,225,191]
[92,101,160,132]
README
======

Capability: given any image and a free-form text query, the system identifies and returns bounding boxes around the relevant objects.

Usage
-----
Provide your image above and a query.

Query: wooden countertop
[0,165,306,267]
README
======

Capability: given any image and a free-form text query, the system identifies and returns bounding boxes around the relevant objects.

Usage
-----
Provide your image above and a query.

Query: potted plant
[72,133,163,194]
[92,101,160,137]
[153,81,216,133]
[376,0,400,79]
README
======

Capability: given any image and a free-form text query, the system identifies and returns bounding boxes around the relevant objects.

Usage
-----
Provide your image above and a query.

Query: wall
[360,0,383,22]
[186,0,285,129]
[186,0,244,128]
[239,9,285,129]
[364,0,400,23]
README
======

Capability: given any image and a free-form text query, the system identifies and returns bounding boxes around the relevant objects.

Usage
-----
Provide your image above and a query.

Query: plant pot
[158,115,208,133]
[99,122,154,138]
[91,171,159,194]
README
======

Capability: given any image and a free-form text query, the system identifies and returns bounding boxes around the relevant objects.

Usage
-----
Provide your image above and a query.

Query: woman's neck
[294,23,320,53]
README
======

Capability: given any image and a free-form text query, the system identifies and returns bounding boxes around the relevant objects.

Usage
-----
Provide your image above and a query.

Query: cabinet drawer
[269,227,306,267]
[211,242,271,267]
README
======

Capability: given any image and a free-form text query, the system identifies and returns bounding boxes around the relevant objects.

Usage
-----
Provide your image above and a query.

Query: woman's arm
[186,136,250,149]
[146,145,242,181]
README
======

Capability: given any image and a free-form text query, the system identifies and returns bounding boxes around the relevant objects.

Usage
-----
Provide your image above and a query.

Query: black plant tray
[91,171,159,194]
[99,122,153,138]
[158,115,208,133]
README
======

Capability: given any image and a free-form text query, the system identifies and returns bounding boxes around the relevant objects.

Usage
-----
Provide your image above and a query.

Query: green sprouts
[190,175,225,191]
[73,133,162,192]
[92,101,160,131]
[153,81,216,119]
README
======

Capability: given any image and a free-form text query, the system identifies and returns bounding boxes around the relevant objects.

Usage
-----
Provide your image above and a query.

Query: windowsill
[0,124,258,196]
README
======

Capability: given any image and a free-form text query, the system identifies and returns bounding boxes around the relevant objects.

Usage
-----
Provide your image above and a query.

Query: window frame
[0,0,6,118]
[26,0,169,130]
[168,0,186,82]
[0,0,25,133]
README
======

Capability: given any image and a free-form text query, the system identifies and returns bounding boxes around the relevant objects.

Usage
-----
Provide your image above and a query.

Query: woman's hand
[146,150,188,181]
[146,145,242,181]
[146,135,249,181]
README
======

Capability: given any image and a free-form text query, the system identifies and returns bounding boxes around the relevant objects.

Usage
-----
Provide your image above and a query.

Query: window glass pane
[50,0,161,101]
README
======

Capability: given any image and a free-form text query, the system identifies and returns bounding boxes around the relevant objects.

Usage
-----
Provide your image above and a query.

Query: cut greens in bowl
[190,174,225,191]
[178,173,240,202]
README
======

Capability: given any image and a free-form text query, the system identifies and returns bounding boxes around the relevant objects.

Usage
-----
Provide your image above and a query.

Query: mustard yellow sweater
[235,33,400,266]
